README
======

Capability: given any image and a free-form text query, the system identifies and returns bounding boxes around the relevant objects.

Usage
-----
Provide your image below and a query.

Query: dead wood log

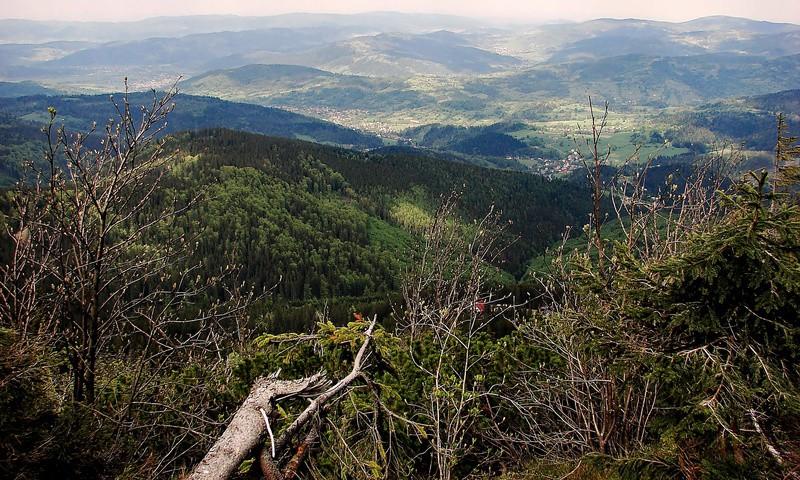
[190,316,378,480]
[188,373,326,480]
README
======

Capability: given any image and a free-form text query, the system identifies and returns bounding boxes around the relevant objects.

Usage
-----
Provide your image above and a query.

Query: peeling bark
[283,427,319,479]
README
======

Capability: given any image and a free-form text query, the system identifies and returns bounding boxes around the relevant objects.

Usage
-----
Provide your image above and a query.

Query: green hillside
[0,92,381,148]
[176,53,800,134]
[0,92,384,186]
[157,129,592,305]
[669,89,800,155]
[489,53,800,107]
[0,120,595,313]
[3,12,800,480]
[180,64,432,111]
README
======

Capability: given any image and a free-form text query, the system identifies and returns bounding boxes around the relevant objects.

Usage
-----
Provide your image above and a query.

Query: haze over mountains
[1,12,799,174]
[1,13,798,91]
[178,53,800,112]
[0,13,485,44]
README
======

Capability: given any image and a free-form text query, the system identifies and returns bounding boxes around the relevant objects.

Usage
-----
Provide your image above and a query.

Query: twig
[261,407,276,459]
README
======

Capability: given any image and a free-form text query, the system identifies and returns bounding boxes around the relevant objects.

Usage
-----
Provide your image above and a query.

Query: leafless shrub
[0,80,259,477]
[398,192,523,480]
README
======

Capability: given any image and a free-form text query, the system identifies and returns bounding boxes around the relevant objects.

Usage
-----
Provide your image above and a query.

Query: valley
[2,12,797,284]
[2,14,799,181]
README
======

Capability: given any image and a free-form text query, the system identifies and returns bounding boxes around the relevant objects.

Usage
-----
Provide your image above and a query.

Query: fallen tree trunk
[189,316,378,480]
[188,373,326,480]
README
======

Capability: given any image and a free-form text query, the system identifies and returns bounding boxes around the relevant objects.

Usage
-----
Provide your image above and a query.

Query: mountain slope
[0,12,483,44]
[0,81,60,97]
[44,30,521,78]
[0,92,382,148]
[44,28,347,71]
[138,129,593,304]
[745,88,800,113]
[485,53,800,107]
[672,88,800,152]
[0,92,384,187]
[180,64,433,111]
[3,14,800,96]
[299,31,522,76]
[181,52,800,122]
[496,16,800,63]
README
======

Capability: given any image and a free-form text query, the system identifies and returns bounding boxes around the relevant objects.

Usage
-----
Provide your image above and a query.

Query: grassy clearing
[603,132,689,165]
[525,221,630,278]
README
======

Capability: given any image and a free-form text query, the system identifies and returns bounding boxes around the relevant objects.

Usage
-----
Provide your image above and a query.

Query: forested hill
[0,91,382,149]
[0,81,60,97]
[673,88,800,152]
[154,129,592,305]
[0,92,384,186]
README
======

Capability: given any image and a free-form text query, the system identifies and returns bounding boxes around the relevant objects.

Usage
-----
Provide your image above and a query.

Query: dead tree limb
[748,409,800,479]
[190,316,378,480]
[188,373,326,480]
[273,316,378,455]
[259,426,320,480]
[282,427,319,479]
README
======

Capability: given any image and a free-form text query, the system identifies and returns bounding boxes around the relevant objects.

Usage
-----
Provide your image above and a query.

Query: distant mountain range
[503,16,800,62]
[207,31,522,76]
[1,12,799,179]
[177,53,800,116]
[0,13,485,44]
[3,29,520,82]
[2,14,799,90]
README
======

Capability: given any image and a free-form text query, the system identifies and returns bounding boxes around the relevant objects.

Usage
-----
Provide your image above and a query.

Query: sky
[2,0,800,24]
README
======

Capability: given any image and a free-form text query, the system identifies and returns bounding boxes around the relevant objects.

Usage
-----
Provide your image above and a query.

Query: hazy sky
[3,0,800,24]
